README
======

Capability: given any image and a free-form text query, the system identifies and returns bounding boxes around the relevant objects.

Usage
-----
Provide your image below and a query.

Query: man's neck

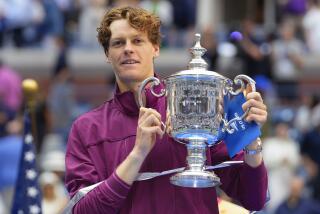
[116,80,145,107]
[117,81,139,94]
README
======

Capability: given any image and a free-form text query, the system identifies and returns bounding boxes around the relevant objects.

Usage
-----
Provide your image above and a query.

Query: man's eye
[133,38,143,44]
[111,41,123,47]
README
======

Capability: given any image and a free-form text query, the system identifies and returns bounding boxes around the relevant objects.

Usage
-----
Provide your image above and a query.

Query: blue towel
[223,93,261,157]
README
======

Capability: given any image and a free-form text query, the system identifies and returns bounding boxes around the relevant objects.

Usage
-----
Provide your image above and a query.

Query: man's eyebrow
[110,37,123,41]
[111,33,144,40]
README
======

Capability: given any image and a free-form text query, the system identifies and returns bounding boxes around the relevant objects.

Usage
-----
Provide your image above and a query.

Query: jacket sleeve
[65,122,131,213]
[214,143,268,211]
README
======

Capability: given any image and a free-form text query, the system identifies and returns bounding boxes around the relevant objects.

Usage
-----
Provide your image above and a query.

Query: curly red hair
[97,6,162,54]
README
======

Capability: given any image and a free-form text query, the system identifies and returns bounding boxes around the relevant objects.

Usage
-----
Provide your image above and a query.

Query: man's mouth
[121,59,139,65]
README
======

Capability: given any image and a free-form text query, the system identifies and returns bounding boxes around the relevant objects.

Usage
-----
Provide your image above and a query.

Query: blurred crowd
[1,0,320,214]
[0,0,196,49]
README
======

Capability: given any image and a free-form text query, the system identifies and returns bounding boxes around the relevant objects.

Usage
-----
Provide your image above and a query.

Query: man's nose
[124,42,134,54]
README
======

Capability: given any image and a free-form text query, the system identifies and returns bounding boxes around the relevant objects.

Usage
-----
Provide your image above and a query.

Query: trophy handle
[222,75,256,134]
[138,77,166,131]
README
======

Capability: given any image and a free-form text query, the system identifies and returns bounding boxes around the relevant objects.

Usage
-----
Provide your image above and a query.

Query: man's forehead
[110,29,147,40]
[109,19,147,38]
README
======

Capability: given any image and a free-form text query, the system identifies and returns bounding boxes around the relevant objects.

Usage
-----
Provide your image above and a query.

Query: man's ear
[106,55,110,63]
[105,49,110,63]
[153,45,160,58]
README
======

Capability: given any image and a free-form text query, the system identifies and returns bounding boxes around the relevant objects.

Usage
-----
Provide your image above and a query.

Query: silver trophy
[138,34,256,188]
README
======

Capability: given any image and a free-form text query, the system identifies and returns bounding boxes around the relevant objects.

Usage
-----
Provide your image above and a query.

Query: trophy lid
[168,34,226,80]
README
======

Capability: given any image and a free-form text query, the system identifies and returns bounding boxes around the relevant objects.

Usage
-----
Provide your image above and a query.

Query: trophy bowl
[138,34,256,188]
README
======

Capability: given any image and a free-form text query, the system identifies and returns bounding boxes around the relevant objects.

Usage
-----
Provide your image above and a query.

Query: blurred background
[0,0,320,213]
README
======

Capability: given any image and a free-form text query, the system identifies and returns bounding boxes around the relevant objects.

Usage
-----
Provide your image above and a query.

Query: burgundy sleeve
[65,123,131,213]
[216,151,268,211]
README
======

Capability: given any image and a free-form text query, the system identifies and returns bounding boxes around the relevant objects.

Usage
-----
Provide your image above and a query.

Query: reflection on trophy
[138,34,256,188]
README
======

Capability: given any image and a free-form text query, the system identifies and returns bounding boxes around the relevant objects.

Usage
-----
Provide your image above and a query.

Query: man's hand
[116,107,164,185]
[242,91,267,167]
[133,107,164,158]
[242,91,267,126]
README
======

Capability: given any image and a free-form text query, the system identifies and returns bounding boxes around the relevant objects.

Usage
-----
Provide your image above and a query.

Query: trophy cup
[138,34,256,188]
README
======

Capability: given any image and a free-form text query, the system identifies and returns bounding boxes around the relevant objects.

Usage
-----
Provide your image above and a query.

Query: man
[65,6,268,213]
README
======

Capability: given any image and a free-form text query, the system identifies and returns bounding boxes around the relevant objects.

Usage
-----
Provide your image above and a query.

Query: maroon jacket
[65,83,268,213]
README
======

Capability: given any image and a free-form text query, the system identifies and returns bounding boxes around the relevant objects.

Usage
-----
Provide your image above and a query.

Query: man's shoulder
[73,99,115,127]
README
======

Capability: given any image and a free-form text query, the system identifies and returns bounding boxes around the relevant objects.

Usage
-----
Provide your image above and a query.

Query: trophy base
[170,170,221,188]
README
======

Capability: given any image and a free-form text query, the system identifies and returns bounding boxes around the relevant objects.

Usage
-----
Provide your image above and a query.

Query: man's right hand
[115,107,164,185]
[133,107,164,158]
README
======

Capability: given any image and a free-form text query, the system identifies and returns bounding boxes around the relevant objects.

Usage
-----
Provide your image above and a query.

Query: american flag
[11,112,42,214]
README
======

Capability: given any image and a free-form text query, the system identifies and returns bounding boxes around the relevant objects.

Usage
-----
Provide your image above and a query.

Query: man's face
[107,19,160,92]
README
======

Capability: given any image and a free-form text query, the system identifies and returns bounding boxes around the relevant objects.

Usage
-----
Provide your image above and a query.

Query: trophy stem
[186,141,207,172]
[170,139,221,188]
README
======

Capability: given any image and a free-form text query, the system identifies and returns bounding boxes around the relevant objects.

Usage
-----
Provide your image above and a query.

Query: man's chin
[120,73,152,82]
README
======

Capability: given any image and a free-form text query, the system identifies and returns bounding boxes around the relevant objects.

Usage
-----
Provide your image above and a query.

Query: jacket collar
[113,74,164,116]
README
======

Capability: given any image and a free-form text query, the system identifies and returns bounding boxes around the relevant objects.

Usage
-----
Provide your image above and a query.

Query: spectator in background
[271,19,305,101]
[78,0,107,48]
[47,37,75,141]
[1,0,45,47]
[113,0,140,7]
[202,26,219,71]
[0,59,22,137]
[294,94,316,137]
[0,117,23,214]
[275,175,320,214]
[300,118,320,202]
[237,19,272,80]
[0,0,45,47]
[169,0,196,47]
[279,0,308,38]
[263,121,301,214]
[0,0,34,47]
[140,0,173,26]
[310,96,320,128]
[0,105,23,213]
[0,60,22,113]
[302,0,320,54]
[39,0,64,48]
[140,0,173,47]
[284,0,308,18]
[0,0,6,47]
[53,0,73,39]
[0,196,4,214]
[39,171,68,214]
